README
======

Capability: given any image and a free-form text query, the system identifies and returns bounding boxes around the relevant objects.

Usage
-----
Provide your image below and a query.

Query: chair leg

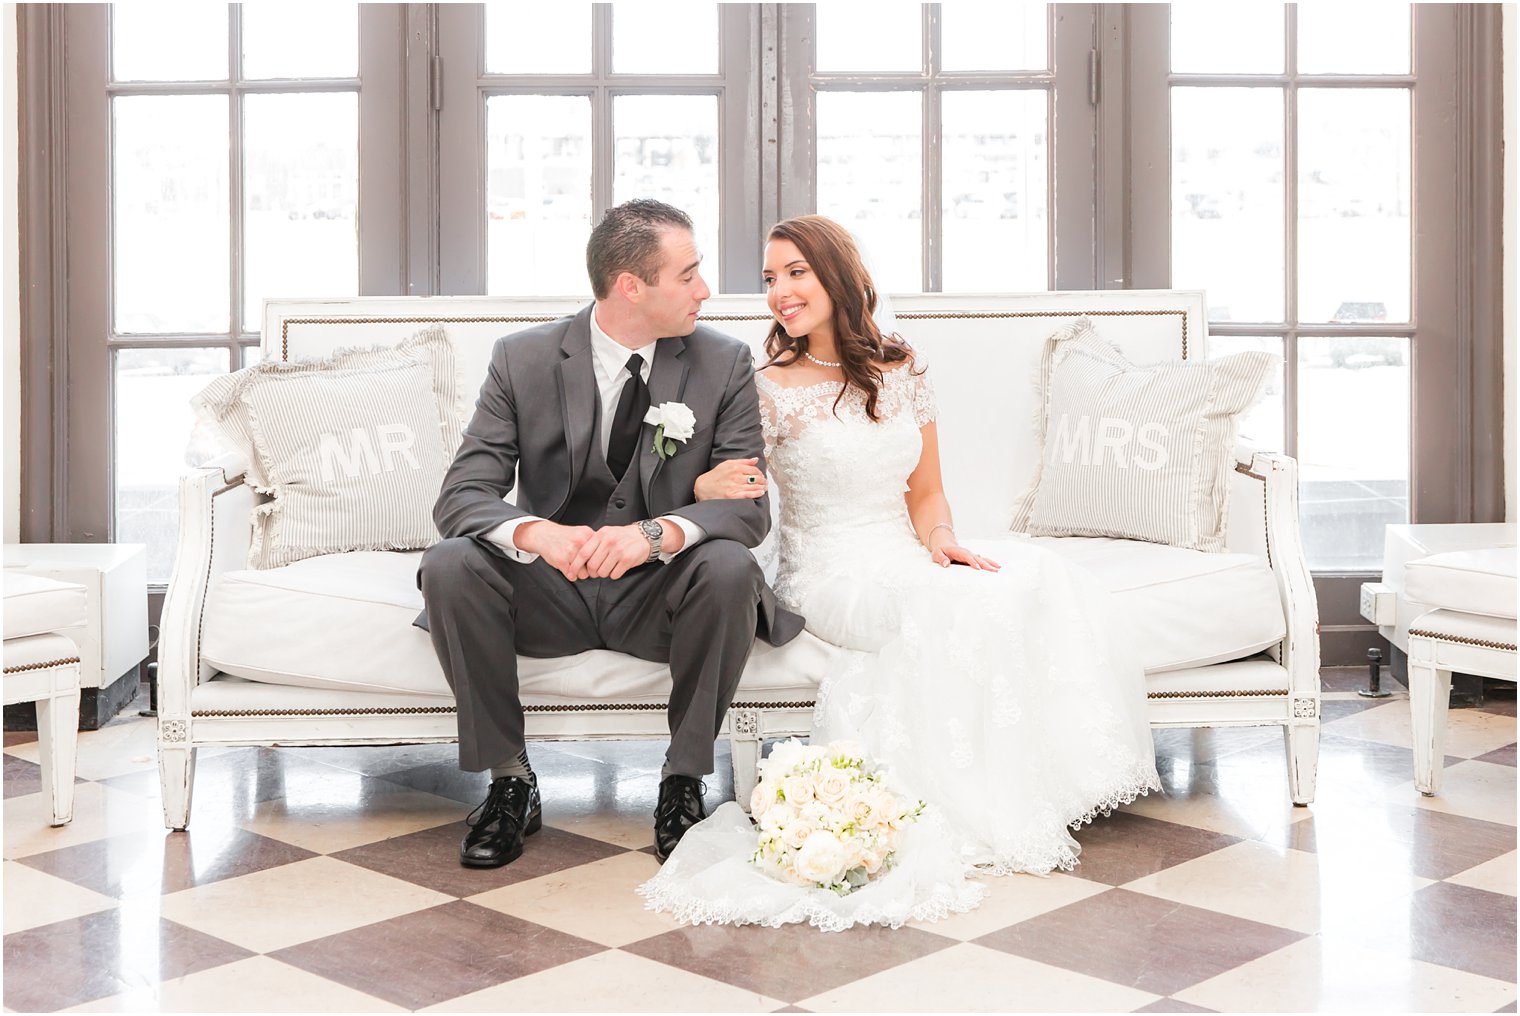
[1284,720,1320,806]
[35,689,80,827]
[729,712,761,813]
[1408,653,1453,796]
[159,745,198,831]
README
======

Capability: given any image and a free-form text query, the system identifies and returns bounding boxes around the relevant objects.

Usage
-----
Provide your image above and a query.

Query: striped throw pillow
[193,325,461,568]
[1012,319,1276,552]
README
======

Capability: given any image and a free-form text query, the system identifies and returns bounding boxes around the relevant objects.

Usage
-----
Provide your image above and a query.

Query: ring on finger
[746,475,758,484]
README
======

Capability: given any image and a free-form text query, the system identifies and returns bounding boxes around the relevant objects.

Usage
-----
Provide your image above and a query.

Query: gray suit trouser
[418,536,764,776]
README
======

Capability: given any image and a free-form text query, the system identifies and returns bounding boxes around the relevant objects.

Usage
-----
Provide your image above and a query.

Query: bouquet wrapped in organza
[749,739,924,895]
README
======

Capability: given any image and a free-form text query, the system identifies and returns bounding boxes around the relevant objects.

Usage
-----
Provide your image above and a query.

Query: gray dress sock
[489,749,535,783]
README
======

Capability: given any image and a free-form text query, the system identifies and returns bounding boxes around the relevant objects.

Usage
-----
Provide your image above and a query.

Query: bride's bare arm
[904,422,1000,571]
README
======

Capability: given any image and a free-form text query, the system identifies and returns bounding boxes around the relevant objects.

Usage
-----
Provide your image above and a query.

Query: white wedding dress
[639,361,1159,930]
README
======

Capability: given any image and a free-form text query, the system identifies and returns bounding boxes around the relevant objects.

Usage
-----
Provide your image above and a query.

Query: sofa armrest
[158,458,255,728]
[1228,446,1322,713]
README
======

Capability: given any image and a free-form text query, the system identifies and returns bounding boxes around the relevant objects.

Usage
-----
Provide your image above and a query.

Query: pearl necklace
[803,350,842,369]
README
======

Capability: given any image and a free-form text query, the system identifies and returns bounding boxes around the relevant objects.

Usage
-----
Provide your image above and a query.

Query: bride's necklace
[803,349,842,369]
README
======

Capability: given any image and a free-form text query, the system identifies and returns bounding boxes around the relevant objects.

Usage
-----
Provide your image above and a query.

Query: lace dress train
[640,361,1159,927]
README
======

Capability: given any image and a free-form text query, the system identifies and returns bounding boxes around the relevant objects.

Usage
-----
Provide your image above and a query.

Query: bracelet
[928,521,955,544]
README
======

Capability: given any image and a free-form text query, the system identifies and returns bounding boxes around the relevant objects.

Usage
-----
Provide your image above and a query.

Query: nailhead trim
[1408,628,1517,652]
[1147,688,1290,699]
[3,656,81,675]
[190,699,818,719]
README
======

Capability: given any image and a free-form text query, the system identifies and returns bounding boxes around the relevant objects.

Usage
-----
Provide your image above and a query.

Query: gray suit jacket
[432,304,802,645]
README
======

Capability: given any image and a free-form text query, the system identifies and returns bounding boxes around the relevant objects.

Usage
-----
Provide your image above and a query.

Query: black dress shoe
[653,774,707,862]
[461,776,542,868]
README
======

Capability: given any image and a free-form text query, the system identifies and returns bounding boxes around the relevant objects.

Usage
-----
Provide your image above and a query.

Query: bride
[642,215,1159,926]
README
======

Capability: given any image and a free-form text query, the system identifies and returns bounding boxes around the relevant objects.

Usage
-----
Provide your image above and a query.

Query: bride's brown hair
[763,215,917,422]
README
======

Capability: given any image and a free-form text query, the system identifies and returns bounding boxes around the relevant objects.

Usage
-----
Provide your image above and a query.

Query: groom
[417,199,802,868]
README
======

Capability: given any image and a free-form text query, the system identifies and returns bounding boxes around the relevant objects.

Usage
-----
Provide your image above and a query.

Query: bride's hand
[694,457,768,501]
[932,544,1001,571]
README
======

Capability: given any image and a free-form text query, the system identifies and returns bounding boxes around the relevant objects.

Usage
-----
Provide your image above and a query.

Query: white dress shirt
[484,307,706,564]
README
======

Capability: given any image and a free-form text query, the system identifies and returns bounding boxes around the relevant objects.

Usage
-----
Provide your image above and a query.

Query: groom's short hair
[587,199,695,300]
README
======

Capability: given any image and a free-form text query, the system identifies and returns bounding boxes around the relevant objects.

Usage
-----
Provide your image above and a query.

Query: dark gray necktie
[606,353,649,479]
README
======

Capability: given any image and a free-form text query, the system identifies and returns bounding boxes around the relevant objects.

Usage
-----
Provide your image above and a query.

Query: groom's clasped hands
[516,518,684,582]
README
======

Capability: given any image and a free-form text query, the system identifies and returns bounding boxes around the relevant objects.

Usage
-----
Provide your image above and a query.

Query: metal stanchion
[1358,646,1391,698]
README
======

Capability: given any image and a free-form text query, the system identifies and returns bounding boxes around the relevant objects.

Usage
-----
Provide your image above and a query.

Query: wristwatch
[637,519,664,563]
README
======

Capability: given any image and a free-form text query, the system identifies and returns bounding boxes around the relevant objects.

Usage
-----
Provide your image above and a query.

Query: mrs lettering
[1051,415,1170,470]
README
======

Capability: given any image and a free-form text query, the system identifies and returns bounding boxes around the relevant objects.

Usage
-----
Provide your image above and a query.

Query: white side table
[3,544,148,729]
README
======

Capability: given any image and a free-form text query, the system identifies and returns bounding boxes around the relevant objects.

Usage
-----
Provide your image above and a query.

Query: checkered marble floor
[4,670,1515,1013]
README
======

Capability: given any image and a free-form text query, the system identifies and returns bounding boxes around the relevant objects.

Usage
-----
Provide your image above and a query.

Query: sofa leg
[729,709,761,813]
[1284,721,1320,806]
[36,689,80,827]
[1408,656,1452,797]
[159,745,197,831]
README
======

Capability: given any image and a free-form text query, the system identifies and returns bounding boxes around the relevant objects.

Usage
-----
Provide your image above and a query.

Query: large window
[439,3,745,295]
[1163,3,1414,572]
[109,4,360,582]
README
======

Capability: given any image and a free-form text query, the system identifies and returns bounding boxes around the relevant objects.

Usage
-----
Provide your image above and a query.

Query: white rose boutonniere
[644,401,697,460]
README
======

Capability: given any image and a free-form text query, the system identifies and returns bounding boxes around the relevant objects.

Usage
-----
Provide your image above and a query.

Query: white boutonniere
[644,402,697,460]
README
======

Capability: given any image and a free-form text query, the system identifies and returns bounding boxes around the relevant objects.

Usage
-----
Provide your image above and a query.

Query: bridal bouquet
[749,739,923,895]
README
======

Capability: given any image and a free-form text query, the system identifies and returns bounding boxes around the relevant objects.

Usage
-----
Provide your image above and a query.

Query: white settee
[157,291,1321,830]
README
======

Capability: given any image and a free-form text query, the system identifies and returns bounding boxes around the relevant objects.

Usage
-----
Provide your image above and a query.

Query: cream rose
[782,820,814,851]
[781,775,814,807]
[814,769,851,807]
[794,830,850,885]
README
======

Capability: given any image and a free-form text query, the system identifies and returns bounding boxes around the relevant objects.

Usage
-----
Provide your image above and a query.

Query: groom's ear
[614,270,643,305]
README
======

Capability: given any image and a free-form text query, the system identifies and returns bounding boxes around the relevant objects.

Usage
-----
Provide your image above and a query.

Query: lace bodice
[757,362,937,608]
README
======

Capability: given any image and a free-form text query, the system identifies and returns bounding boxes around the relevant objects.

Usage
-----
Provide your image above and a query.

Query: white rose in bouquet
[781,774,815,807]
[814,769,852,807]
[763,740,808,775]
[781,820,814,851]
[794,830,850,885]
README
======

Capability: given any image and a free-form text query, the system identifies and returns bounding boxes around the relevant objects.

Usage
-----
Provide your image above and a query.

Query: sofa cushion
[1012,318,1277,552]
[1013,536,1285,673]
[201,538,1284,696]
[2,572,88,641]
[200,550,836,700]
[1404,548,1517,620]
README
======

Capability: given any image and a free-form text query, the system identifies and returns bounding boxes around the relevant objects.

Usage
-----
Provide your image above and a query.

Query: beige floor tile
[1120,774,1313,843]
[905,871,1109,941]
[419,949,785,1012]
[1400,760,1518,826]
[3,783,165,859]
[1123,839,1428,936]
[1324,700,1517,759]
[59,956,407,1013]
[545,808,657,851]
[798,942,1160,1012]
[239,787,464,854]
[5,717,154,781]
[157,856,452,953]
[467,851,674,947]
[1446,851,1518,897]
[1174,935,1519,1013]
[2,861,116,934]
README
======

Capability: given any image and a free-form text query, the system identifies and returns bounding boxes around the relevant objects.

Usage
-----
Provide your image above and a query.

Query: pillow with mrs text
[1011,319,1276,552]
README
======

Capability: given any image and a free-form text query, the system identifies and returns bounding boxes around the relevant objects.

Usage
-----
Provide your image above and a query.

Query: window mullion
[592,5,614,218]
[923,4,941,292]
[1283,3,1299,460]
[227,6,243,348]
